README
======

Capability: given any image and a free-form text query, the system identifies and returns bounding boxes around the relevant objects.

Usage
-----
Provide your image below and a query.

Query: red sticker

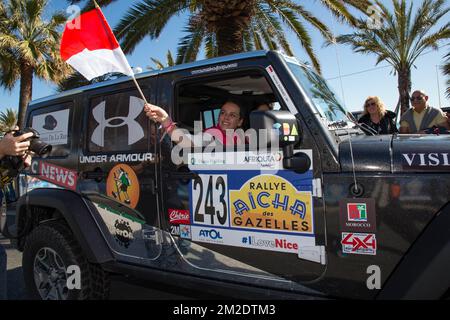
[341,232,377,255]
[38,161,78,190]
[168,209,190,225]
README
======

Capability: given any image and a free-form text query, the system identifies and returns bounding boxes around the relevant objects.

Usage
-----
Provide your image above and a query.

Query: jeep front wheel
[22,222,110,300]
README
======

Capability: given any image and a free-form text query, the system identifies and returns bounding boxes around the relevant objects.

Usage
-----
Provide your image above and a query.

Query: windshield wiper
[327,120,350,129]
[352,122,377,136]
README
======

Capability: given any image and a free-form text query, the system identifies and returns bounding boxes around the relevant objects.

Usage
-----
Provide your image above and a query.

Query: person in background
[400,90,449,133]
[0,129,33,300]
[358,96,398,134]
[253,102,274,112]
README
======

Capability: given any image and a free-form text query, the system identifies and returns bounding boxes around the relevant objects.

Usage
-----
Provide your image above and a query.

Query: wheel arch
[15,188,114,264]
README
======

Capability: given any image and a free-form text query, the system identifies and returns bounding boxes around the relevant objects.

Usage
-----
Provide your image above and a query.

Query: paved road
[1,211,189,300]
[1,235,191,300]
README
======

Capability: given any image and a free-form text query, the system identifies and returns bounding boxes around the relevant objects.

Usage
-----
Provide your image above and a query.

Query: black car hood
[392,134,450,172]
[339,134,450,173]
[339,135,392,172]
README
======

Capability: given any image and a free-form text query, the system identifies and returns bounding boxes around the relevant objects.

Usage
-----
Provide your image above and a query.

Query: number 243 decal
[192,174,228,226]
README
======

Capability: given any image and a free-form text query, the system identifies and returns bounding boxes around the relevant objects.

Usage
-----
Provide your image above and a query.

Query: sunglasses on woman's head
[366,102,377,107]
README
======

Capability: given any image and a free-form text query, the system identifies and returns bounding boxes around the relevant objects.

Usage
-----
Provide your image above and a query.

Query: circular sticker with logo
[106,164,140,208]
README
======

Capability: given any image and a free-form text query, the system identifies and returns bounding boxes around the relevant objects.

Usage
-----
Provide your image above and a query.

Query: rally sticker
[229,175,313,234]
[341,232,377,255]
[188,150,315,254]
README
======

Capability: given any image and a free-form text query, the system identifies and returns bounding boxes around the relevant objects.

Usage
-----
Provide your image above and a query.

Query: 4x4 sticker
[341,232,377,255]
[106,164,140,208]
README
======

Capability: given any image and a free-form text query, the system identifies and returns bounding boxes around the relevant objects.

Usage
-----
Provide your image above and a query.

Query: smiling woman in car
[358,96,398,135]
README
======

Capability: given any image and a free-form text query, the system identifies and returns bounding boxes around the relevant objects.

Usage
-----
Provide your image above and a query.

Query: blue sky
[0,0,448,112]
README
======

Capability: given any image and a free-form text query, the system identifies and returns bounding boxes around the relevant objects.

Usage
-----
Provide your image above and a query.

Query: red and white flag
[60,7,134,80]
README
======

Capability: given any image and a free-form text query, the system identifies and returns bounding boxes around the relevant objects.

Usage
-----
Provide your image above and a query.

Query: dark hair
[222,100,244,118]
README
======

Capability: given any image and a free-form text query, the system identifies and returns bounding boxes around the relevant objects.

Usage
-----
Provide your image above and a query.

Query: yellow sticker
[291,125,298,136]
[229,175,313,234]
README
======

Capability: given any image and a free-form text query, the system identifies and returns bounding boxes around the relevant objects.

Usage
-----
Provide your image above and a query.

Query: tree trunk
[216,22,245,56]
[17,61,33,128]
[397,67,411,115]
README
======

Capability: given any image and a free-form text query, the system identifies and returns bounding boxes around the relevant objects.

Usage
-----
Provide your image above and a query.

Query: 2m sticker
[192,174,228,227]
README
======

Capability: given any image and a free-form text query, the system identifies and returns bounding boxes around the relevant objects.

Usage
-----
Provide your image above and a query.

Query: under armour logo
[91,96,145,147]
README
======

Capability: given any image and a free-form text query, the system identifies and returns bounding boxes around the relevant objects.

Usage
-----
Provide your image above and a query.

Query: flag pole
[92,0,149,105]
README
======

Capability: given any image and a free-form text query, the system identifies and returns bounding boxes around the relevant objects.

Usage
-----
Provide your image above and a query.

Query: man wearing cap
[400,90,450,133]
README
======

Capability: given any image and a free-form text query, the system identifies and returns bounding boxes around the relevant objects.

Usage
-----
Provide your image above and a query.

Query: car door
[77,79,163,263]
[155,56,327,293]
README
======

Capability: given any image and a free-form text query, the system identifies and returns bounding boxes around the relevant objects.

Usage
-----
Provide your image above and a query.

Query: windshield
[286,62,356,130]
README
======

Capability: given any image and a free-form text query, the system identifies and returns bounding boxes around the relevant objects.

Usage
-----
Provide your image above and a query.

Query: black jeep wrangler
[4,50,450,299]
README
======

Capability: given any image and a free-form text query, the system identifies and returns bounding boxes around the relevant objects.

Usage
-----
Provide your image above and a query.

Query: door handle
[82,168,104,182]
[164,172,199,180]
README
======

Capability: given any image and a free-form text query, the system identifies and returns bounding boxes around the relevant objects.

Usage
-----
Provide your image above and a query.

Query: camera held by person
[0,127,52,188]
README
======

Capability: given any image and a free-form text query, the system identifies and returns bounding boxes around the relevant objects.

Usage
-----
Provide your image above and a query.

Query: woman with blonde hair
[358,96,398,134]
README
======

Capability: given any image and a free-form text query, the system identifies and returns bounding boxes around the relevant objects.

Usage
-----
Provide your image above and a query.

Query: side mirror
[249,110,301,148]
[249,110,310,173]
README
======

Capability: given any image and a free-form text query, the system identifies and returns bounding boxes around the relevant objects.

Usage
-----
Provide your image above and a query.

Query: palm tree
[149,50,176,70]
[0,0,72,127]
[335,0,450,113]
[442,52,450,98]
[69,0,371,73]
[0,108,17,133]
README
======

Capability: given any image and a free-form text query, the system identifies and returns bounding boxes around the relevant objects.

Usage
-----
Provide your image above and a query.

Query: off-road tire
[23,221,110,300]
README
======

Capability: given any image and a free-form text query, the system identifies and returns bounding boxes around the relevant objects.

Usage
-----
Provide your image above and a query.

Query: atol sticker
[168,209,190,225]
[31,161,77,190]
[106,164,140,208]
[339,199,376,232]
[229,175,313,234]
[341,232,377,255]
[191,227,225,245]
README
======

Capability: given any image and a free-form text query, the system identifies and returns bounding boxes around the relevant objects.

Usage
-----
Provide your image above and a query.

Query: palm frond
[114,0,192,54]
